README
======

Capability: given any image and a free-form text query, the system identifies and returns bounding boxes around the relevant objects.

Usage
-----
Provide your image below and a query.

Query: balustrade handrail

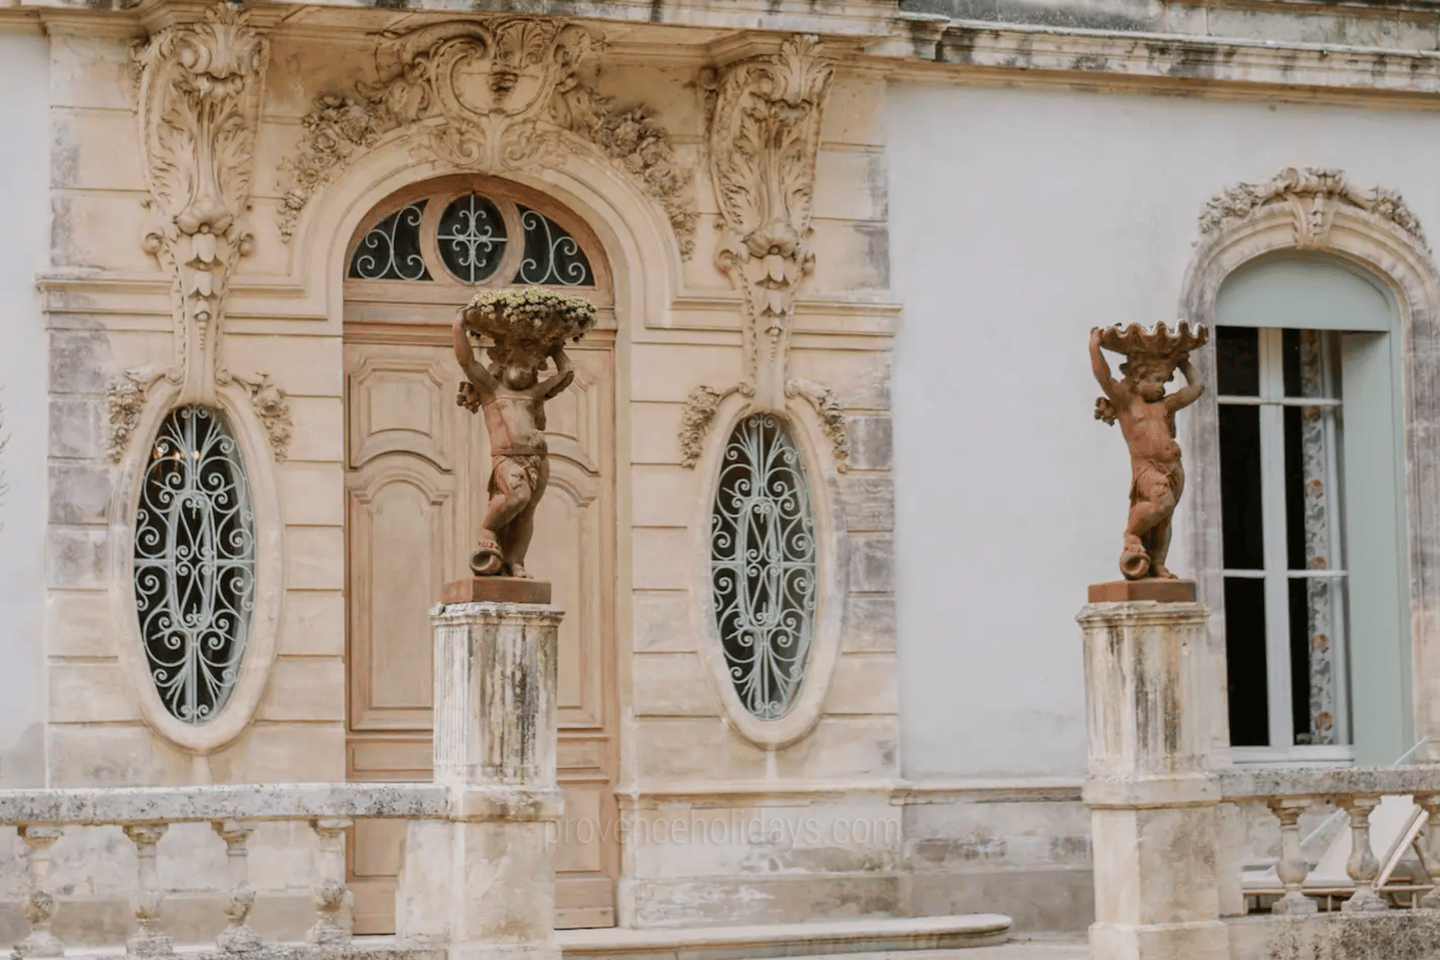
[1219,765,1440,802]
[0,781,448,825]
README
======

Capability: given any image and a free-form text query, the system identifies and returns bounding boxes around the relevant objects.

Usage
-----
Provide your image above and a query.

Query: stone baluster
[1341,796,1388,912]
[1417,794,1440,908]
[308,817,353,945]
[124,823,173,957]
[212,820,261,952]
[1268,799,1317,915]
[15,825,65,957]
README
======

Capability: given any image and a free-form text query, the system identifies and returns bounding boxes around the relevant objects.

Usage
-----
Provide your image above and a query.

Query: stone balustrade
[0,782,448,959]
[1218,767,1440,915]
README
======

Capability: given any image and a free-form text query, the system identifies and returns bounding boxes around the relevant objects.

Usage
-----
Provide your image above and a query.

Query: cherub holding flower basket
[453,290,596,578]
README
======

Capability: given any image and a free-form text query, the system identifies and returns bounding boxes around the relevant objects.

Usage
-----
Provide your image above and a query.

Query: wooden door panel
[347,467,453,732]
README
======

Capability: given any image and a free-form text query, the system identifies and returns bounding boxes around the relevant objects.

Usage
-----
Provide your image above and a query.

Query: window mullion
[1258,329,1295,749]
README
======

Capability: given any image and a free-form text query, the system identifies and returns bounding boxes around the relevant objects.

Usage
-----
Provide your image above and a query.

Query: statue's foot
[1150,564,1178,580]
[509,564,532,580]
[470,532,504,577]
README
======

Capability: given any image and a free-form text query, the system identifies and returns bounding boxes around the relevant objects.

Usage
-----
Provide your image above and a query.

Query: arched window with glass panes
[345,180,610,293]
[1214,255,1410,766]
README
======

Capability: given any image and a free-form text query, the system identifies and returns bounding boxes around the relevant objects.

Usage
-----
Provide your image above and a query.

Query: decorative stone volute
[705,35,834,411]
[679,36,852,472]
[133,2,268,406]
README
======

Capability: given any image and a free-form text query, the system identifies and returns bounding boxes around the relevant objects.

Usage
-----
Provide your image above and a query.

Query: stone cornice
[11,1,1440,117]
[868,14,1440,103]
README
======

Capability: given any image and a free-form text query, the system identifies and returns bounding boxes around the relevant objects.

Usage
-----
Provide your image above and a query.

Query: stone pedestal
[398,601,564,960]
[1078,598,1230,960]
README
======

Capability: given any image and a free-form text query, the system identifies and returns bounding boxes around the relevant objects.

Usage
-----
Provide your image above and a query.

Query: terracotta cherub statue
[1090,322,1209,581]
[453,290,595,579]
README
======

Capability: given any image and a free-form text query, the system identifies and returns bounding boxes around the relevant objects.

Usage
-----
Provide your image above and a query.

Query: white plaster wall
[0,29,52,786]
[887,83,1440,778]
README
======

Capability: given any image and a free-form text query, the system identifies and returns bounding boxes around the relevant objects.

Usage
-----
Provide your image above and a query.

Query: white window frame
[1221,328,1353,765]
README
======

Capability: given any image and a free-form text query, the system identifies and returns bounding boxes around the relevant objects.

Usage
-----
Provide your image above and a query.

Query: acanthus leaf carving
[219,370,292,462]
[278,17,697,258]
[786,378,850,473]
[704,35,834,413]
[1199,166,1429,251]
[133,2,268,407]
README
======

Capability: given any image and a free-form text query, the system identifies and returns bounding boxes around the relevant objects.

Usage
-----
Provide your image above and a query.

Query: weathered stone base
[441,578,553,605]
[1087,580,1197,603]
[1228,912,1440,960]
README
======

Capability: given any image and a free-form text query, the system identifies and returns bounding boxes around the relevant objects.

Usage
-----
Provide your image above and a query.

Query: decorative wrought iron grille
[133,406,257,725]
[346,188,599,289]
[518,206,593,286]
[437,193,508,283]
[710,415,818,720]
[348,201,431,281]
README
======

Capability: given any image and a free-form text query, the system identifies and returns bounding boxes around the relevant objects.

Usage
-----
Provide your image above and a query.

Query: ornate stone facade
[279,18,697,258]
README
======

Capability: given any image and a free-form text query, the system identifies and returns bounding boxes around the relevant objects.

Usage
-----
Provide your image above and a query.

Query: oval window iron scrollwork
[133,405,257,724]
[710,414,818,720]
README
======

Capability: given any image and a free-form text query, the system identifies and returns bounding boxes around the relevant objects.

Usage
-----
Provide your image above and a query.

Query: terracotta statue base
[1088,579,1197,604]
[442,577,553,605]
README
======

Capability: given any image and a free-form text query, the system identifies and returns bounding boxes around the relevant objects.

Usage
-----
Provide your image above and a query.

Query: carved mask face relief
[449,21,561,118]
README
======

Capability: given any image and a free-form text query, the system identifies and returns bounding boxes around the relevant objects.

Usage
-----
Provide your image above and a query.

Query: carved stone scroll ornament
[678,384,739,469]
[1199,167,1429,250]
[278,17,697,258]
[133,3,268,406]
[219,370,293,462]
[1089,322,1209,582]
[107,367,172,464]
[786,379,850,473]
[703,35,833,411]
[676,378,851,473]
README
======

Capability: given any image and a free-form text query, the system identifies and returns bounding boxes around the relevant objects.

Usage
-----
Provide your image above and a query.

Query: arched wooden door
[342,176,619,931]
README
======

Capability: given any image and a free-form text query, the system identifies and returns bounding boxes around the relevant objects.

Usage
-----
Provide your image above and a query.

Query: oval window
[710,414,818,720]
[133,406,257,724]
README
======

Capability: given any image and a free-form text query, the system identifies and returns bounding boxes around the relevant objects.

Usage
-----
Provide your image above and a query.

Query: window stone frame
[1180,174,1440,766]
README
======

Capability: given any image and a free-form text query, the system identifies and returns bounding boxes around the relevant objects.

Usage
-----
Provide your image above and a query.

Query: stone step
[555,915,1015,960]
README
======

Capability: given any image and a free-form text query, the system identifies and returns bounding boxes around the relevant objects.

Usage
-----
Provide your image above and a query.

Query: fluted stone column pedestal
[1079,591,1230,960]
[399,600,564,960]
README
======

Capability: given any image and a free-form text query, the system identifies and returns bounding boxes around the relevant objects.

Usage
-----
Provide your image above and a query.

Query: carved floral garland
[1199,166,1429,250]
[279,17,697,258]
